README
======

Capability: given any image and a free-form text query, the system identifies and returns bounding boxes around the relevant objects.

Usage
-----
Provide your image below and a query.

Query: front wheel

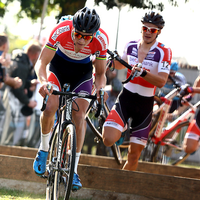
[62,124,76,200]
[86,100,122,165]
[151,121,190,165]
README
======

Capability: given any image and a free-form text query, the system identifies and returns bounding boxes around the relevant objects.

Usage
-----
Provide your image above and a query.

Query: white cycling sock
[40,132,50,152]
[74,152,81,174]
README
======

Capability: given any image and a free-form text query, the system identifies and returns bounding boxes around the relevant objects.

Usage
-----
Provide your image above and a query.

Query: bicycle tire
[151,121,190,165]
[46,124,58,200]
[86,100,122,165]
[63,124,76,199]
[46,123,76,200]
[149,95,163,136]
[141,137,156,162]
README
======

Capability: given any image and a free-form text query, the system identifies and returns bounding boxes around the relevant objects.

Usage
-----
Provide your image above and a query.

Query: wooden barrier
[0,145,200,179]
[0,154,200,200]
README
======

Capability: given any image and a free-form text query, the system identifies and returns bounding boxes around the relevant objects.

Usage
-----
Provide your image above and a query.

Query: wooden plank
[0,154,200,200]
[137,161,200,179]
[1,145,200,180]
[78,164,200,200]
[0,154,46,183]
[0,145,37,158]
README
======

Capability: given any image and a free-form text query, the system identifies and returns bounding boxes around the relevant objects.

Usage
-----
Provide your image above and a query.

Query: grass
[0,188,91,200]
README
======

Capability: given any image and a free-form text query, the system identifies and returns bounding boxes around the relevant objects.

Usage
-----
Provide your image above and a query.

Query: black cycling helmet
[73,7,100,34]
[141,11,165,29]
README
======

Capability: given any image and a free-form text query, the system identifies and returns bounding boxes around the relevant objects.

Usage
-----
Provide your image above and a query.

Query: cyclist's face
[141,23,161,44]
[73,29,93,52]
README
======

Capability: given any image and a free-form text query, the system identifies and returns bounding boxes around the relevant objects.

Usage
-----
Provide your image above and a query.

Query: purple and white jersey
[121,40,172,97]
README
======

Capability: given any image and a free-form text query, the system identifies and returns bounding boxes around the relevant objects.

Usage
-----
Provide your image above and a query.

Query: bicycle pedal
[41,174,48,179]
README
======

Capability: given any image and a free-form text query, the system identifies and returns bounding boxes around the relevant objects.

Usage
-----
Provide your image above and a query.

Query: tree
[0,0,188,21]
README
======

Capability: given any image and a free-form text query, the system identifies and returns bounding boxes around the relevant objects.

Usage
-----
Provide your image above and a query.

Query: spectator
[0,33,22,143]
[1,40,41,146]
[0,33,22,89]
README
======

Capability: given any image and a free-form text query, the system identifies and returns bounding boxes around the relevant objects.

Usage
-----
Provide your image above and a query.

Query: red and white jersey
[122,40,172,97]
[45,20,109,63]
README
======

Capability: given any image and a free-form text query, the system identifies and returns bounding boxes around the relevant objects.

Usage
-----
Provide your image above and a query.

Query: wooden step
[0,145,200,179]
[0,154,200,200]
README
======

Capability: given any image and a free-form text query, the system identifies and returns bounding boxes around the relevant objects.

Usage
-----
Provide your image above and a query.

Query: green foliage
[48,0,86,21]
[0,0,190,21]
[0,2,6,17]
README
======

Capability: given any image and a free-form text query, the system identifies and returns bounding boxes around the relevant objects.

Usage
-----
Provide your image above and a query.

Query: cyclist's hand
[96,88,108,104]
[179,84,193,97]
[39,82,53,98]
[131,64,143,77]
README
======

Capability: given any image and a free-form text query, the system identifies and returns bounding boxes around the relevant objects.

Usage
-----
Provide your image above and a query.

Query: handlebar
[107,49,142,84]
[41,84,105,118]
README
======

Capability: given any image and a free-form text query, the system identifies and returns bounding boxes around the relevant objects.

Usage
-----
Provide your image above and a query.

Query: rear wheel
[151,121,190,165]
[149,95,163,136]
[86,100,122,164]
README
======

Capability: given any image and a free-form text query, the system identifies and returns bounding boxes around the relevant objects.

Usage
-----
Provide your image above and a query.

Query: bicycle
[85,85,122,164]
[142,85,199,166]
[41,83,97,200]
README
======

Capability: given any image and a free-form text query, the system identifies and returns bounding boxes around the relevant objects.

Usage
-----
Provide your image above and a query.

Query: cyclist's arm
[34,47,56,97]
[141,71,169,88]
[94,58,107,93]
[35,47,55,85]
[192,75,200,93]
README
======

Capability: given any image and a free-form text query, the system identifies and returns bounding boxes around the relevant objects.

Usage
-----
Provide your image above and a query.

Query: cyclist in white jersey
[102,11,172,171]
[33,7,109,190]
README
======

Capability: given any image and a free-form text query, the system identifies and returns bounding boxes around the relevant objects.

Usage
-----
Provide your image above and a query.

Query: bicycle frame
[45,83,97,199]
[152,99,200,147]
[152,87,181,137]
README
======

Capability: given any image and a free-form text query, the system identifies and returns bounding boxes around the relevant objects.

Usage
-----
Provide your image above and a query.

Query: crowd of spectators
[0,33,42,148]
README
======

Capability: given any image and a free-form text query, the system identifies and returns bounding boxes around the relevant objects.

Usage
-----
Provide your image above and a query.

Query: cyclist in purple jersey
[33,7,109,190]
[102,11,172,171]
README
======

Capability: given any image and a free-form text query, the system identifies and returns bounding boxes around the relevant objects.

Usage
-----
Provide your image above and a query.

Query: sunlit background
[0,0,199,66]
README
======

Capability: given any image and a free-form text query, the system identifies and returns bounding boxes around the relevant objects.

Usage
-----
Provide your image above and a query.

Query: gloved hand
[179,84,193,97]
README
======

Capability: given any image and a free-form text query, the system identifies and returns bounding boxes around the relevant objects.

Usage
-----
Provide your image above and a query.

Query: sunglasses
[74,31,93,41]
[142,25,160,34]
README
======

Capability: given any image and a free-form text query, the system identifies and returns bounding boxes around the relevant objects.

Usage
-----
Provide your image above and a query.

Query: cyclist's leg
[123,93,153,171]
[183,119,200,154]
[71,71,93,190]
[102,89,129,147]
[123,143,144,171]
[33,72,60,176]
[183,108,200,154]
